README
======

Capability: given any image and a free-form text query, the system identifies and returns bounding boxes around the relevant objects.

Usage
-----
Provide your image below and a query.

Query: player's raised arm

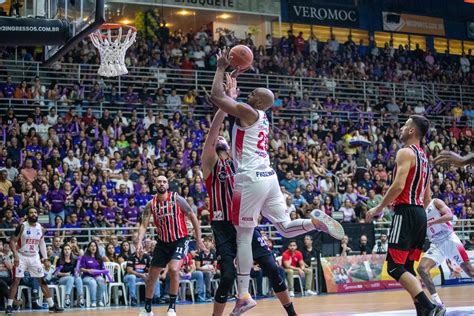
[137,200,152,254]
[367,148,414,221]
[176,195,205,251]
[201,109,226,179]
[210,48,258,126]
[433,151,474,167]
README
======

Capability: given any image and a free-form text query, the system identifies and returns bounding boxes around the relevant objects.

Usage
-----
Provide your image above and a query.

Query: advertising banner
[0,17,70,46]
[440,250,474,285]
[321,254,441,293]
[285,0,358,27]
[382,12,445,36]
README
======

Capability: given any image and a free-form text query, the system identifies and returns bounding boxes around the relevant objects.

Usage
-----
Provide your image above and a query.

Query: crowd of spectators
[2,23,474,87]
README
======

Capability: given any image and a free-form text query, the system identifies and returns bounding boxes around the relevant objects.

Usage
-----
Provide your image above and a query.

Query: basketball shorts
[232,170,290,227]
[387,204,427,264]
[211,221,273,261]
[151,237,190,268]
[15,254,44,278]
[423,233,469,266]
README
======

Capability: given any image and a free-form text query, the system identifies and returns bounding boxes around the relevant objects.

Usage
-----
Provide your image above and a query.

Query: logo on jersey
[26,230,31,235]
[218,170,234,182]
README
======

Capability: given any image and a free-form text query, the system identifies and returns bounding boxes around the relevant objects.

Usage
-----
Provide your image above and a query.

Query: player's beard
[157,186,167,194]
[28,216,38,223]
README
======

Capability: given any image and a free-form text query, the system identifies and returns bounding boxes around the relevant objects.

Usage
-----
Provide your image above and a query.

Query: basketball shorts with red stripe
[387,204,427,264]
[423,233,469,266]
[231,170,290,228]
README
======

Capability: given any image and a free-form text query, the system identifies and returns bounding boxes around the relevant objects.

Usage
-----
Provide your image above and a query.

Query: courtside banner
[382,12,445,36]
[321,254,441,293]
[0,17,69,46]
[440,250,474,285]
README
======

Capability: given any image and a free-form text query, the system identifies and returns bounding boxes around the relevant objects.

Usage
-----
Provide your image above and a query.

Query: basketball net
[90,24,137,77]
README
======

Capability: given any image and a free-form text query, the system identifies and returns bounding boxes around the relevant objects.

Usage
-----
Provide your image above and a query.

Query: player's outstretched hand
[216,48,232,70]
[433,150,467,167]
[224,72,239,100]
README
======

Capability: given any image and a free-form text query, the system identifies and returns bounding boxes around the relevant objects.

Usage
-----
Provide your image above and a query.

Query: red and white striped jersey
[393,144,429,207]
[205,158,235,222]
[425,199,454,244]
[231,110,272,173]
[151,192,188,243]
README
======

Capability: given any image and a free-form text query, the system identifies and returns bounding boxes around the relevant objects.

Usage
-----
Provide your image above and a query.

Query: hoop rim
[97,23,137,32]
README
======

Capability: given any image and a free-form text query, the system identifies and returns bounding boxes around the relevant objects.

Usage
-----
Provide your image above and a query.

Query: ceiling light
[219,13,231,19]
[178,10,192,16]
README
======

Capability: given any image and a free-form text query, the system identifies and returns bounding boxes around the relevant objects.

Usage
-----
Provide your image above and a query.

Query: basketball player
[5,207,63,315]
[137,175,205,316]
[202,79,298,316]
[366,115,444,316]
[433,151,474,167]
[417,198,474,308]
[210,49,344,315]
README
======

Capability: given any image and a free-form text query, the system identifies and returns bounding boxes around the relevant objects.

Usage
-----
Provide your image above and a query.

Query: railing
[2,219,472,253]
[1,59,473,119]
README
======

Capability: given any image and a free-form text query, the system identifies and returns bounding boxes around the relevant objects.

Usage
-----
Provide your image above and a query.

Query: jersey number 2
[257,131,268,151]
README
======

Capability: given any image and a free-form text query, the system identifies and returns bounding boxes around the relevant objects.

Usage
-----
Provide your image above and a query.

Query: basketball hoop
[89,23,137,77]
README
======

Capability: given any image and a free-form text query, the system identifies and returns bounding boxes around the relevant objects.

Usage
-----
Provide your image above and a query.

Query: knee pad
[387,255,407,281]
[257,255,287,293]
[404,260,416,277]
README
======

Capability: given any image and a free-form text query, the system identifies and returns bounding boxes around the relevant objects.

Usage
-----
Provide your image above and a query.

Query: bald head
[248,88,274,111]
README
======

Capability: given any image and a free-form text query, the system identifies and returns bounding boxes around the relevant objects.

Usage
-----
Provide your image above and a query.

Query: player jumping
[417,198,474,308]
[202,76,299,316]
[210,48,344,315]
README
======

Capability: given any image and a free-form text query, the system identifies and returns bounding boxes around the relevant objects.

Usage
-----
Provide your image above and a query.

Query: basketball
[229,45,254,70]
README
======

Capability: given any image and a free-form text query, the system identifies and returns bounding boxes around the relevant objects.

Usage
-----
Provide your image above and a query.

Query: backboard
[43,0,105,66]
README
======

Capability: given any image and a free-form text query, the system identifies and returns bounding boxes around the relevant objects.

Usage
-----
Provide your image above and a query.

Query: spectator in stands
[0,169,12,195]
[166,89,182,112]
[46,179,66,224]
[54,244,85,308]
[372,233,388,254]
[340,235,351,257]
[339,199,356,223]
[177,251,209,302]
[281,240,316,297]
[357,234,371,255]
[301,235,319,268]
[51,237,63,258]
[195,236,217,299]
[104,243,118,263]
[0,240,12,285]
[124,248,161,306]
[80,241,107,307]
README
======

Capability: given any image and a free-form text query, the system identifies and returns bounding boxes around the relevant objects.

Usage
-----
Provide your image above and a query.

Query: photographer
[372,233,388,254]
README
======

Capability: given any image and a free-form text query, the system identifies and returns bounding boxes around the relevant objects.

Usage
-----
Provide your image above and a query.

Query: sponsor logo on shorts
[241,217,253,221]
[255,170,275,177]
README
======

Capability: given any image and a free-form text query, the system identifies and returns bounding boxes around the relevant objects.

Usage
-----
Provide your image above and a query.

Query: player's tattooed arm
[176,195,195,215]
[176,195,206,251]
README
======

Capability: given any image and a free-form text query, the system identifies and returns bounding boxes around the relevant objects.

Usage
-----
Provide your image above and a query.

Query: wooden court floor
[22,285,474,315]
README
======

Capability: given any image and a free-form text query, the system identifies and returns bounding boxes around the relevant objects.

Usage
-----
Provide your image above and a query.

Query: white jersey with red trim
[426,200,454,244]
[18,222,43,256]
[231,109,272,174]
